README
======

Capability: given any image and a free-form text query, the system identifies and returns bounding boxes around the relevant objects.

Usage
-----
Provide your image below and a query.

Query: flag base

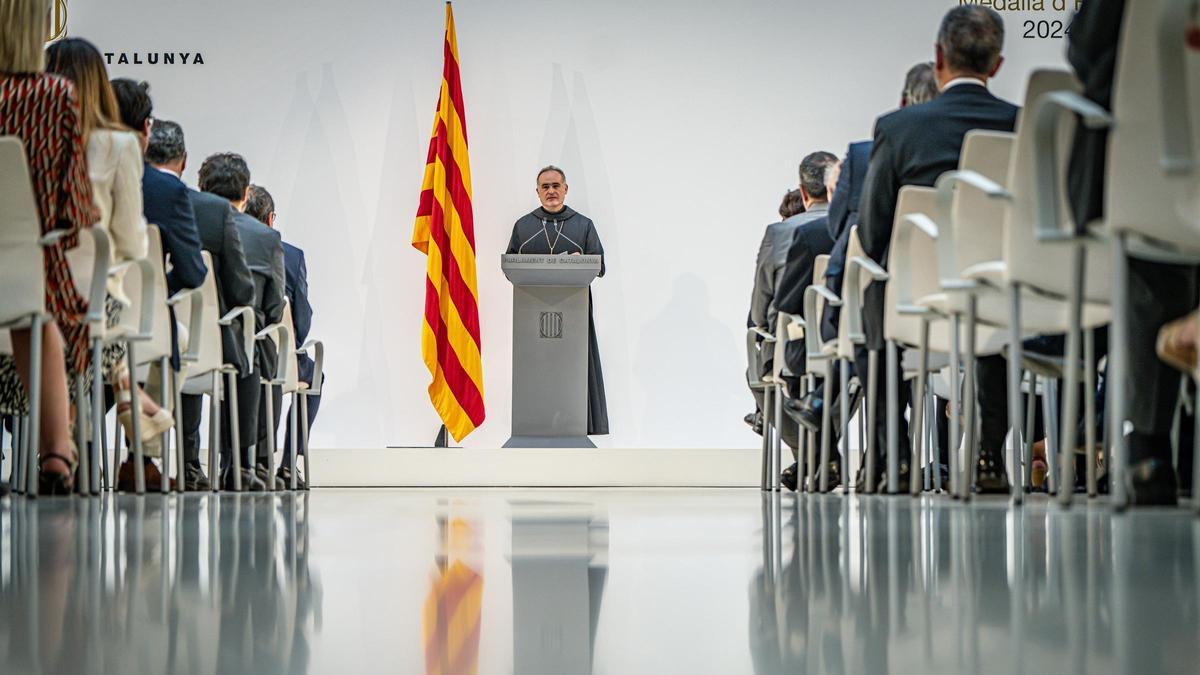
[434,425,449,448]
[503,435,596,449]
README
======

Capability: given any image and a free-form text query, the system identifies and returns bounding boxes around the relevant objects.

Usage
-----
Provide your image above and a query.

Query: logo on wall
[46,0,67,42]
[539,312,564,340]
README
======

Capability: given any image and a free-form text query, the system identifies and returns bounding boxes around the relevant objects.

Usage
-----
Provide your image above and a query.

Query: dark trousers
[181,370,260,469]
[854,344,911,467]
[256,384,282,465]
[1127,258,1199,463]
[283,387,321,467]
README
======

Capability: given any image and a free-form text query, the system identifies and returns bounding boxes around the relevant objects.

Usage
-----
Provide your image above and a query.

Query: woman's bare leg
[10,323,74,476]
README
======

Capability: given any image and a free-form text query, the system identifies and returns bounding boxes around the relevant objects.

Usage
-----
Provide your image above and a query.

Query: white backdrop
[71,0,1073,449]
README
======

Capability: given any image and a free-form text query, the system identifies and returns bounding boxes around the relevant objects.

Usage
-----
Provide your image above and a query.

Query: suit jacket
[818,141,874,342]
[859,83,1019,348]
[231,210,286,379]
[775,216,836,374]
[283,241,315,383]
[188,189,256,373]
[750,205,829,333]
[1067,0,1123,230]
[142,165,207,368]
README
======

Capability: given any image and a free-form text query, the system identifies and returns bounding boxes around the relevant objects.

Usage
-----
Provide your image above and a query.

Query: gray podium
[501,254,601,448]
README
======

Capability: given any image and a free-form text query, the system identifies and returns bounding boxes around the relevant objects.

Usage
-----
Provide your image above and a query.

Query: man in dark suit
[857,5,1019,491]
[199,155,287,491]
[246,185,318,489]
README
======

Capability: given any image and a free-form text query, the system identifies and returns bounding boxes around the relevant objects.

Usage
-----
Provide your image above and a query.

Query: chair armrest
[1160,0,1197,174]
[1032,91,1114,242]
[934,170,1011,285]
[255,321,293,385]
[803,284,839,360]
[177,289,205,364]
[892,214,940,316]
[752,327,776,343]
[165,286,203,307]
[219,306,256,374]
[299,339,324,395]
[843,255,888,343]
[74,228,111,326]
[38,229,72,247]
[129,257,157,339]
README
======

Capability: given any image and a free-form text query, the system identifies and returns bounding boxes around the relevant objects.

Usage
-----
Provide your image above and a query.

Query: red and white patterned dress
[0,72,98,376]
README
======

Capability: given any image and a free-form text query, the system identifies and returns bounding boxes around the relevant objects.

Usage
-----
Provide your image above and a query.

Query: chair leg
[866,349,879,494]
[1025,371,1037,492]
[963,295,979,501]
[15,415,27,495]
[911,320,930,496]
[840,359,851,495]
[1109,232,1130,507]
[819,360,834,493]
[74,373,89,495]
[264,384,276,493]
[887,340,900,495]
[126,342,146,495]
[1084,329,1098,499]
[928,378,940,492]
[158,357,171,494]
[796,377,808,491]
[300,395,311,490]
[949,313,962,499]
[173,368,185,494]
[1044,379,1061,496]
[760,385,771,491]
[1008,284,1026,505]
[208,372,221,493]
[91,339,104,494]
[1193,380,1200,516]
[227,372,242,493]
[1058,246,1087,507]
[773,381,784,492]
[26,314,43,499]
[289,394,299,490]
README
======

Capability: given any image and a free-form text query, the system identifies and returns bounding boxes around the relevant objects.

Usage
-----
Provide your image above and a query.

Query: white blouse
[79,129,148,306]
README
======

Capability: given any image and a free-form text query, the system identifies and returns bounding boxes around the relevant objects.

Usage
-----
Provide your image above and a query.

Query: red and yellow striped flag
[413,2,485,442]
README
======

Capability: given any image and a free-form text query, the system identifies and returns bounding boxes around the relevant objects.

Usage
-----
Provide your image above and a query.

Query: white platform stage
[307,448,761,488]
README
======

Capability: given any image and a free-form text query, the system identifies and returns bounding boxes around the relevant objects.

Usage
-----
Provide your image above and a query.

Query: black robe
[506,206,609,435]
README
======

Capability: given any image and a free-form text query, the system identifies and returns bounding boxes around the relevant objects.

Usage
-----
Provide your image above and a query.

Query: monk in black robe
[506,166,609,435]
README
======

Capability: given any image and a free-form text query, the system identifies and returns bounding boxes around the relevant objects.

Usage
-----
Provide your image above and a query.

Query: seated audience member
[199,155,287,491]
[154,140,257,490]
[856,6,1018,491]
[748,151,838,485]
[778,189,806,220]
[789,62,942,480]
[245,185,316,488]
[0,0,98,495]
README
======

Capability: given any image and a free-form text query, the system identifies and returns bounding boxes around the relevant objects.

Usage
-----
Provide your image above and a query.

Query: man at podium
[506,166,609,435]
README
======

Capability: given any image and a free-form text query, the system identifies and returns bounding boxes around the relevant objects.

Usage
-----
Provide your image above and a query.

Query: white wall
[72,0,1073,449]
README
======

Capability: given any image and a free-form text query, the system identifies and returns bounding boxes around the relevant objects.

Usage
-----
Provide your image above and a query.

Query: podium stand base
[503,435,597,449]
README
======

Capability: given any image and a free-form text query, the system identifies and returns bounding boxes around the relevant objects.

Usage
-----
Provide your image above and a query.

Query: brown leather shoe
[116,458,176,492]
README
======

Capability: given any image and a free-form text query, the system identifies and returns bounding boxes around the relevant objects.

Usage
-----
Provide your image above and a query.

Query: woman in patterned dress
[0,0,99,494]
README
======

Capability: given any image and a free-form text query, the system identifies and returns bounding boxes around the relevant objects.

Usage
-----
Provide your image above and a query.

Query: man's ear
[180,152,187,174]
[988,55,1004,79]
[934,44,945,72]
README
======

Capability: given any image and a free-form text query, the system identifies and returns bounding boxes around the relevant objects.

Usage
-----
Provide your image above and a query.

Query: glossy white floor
[2,489,1199,675]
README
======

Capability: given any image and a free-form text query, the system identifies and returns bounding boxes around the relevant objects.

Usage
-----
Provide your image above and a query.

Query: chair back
[1003,69,1113,303]
[883,187,938,347]
[950,130,1015,273]
[126,226,172,367]
[1107,0,1200,251]
[804,255,832,377]
[836,226,873,358]
[0,137,46,327]
[181,252,223,395]
[280,302,301,394]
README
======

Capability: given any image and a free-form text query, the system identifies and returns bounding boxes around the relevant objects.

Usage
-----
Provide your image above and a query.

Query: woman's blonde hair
[45,38,125,142]
[0,0,50,74]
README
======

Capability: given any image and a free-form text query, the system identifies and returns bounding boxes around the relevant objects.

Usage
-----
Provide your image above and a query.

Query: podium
[501,254,601,448]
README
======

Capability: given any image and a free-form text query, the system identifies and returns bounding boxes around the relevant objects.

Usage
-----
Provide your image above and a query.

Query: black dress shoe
[781,463,798,492]
[1127,459,1179,506]
[974,451,1011,494]
[0,481,9,497]
[808,459,842,491]
[920,463,951,492]
[183,463,211,492]
[744,411,764,436]
[221,467,267,492]
[255,464,287,490]
[788,393,823,433]
[869,462,913,493]
[276,466,307,490]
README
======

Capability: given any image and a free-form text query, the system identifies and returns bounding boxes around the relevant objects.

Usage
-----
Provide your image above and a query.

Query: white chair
[1035,0,1200,508]
[278,302,324,490]
[294,338,324,489]
[745,327,778,490]
[180,253,255,492]
[0,136,74,497]
[802,254,843,492]
[840,226,888,492]
[255,301,293,492]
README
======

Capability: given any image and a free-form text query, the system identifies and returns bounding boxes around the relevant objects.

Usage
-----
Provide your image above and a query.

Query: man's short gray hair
[937,6,1005,77]
[146,119,187,165]
[537,165,566,184]
[902,62,939,106]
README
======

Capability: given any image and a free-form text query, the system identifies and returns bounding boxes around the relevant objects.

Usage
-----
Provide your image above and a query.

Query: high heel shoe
[1157,311,1198,375]
[38,443,78,496]
[116,391,174,458]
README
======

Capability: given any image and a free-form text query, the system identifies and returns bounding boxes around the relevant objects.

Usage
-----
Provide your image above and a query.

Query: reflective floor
[2,490,1199,674]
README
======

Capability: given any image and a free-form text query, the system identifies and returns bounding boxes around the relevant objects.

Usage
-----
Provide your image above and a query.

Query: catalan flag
[413,2,485,442]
